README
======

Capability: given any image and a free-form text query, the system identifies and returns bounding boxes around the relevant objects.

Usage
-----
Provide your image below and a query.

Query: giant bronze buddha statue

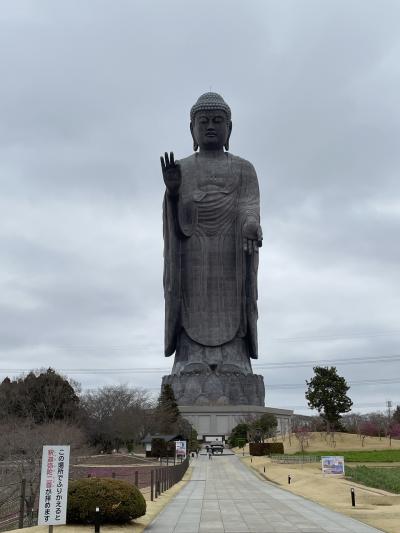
[161,93,265,406]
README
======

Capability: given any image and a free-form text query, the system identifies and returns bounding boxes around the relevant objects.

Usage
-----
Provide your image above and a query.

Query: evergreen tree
[305,366,353,432]
[0,368,80,423]
[228,423,249,448]
[155,384,180,433]
[176,417,198,451]
[153,385,197,446]
[392,405,400,424]
[250,413,278,442]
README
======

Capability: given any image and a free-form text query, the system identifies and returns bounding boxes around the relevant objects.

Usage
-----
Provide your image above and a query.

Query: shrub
[249,443,264,455]
[269,442,284,454]
[67,478,146,524]
[249,442,284,456]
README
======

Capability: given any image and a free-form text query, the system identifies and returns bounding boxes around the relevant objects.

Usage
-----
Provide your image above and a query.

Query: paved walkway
[144,452,382,533]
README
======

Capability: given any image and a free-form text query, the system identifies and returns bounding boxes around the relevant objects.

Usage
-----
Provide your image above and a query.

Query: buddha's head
[190,92,232,152]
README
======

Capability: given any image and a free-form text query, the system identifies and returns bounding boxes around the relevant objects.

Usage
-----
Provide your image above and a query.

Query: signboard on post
[321,456,345,476]
[38,445,70,526]
[175,440,187,458]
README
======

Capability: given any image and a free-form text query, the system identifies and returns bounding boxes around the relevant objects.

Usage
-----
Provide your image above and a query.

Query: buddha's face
[191,110,232,151]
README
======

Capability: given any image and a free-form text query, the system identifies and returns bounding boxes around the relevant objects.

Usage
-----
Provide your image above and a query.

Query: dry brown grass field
[236,432,400,533]
[269,431,400,453]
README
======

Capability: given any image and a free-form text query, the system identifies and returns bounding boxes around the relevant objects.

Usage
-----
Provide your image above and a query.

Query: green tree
[151,385,197,449]
[228,423,249,448]
[187,425,199,452]
[0,368,80,424]
[155,384,181,433]
[250,413,278,442]
[175,416,198,450]
[392,405,400,424]
[305,366,353,433]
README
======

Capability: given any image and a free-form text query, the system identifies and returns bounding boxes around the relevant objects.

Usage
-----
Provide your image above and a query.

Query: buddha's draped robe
[163,153,260,365]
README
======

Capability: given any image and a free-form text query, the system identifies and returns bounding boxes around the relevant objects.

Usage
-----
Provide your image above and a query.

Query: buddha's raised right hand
[160,151,181,196]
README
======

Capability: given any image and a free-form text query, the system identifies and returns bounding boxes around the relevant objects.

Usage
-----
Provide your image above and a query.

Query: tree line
[0,368,195,464]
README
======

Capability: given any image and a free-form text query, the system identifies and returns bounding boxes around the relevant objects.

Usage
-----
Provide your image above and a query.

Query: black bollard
[251,457,252,463]
[94,507,100,533]
[351,488,355,507]
[288,475,291,485]
[263,466,265,473]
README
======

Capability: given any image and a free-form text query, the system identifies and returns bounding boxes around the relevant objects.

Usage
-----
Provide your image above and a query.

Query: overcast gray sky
[1,0,399,414]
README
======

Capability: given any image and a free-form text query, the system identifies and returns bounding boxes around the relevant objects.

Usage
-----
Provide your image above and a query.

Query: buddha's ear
[190,122,199,152]
[224,121,232,151]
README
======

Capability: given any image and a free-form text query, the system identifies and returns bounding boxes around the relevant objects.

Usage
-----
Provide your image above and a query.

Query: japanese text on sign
[38,445,70,525]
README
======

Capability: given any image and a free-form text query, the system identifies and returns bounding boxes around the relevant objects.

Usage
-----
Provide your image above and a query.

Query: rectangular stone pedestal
[179,404,293,440]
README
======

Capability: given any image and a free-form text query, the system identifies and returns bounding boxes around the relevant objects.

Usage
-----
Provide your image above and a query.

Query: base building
[179,404,293,441]
[162,371,293,440]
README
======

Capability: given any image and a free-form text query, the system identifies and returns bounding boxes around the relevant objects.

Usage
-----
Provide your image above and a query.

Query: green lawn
[293,449,400,462]
[345,465,400,493]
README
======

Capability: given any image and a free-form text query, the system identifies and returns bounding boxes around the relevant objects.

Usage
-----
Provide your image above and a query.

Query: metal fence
[270,454,321,464]
[0,456,190,531]
[0,480,38,533]
[70,455,189,501]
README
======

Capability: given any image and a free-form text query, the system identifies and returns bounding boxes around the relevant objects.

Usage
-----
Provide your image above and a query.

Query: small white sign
[321,456,345,476]
[175,440,187,457]
[38,445,70,525]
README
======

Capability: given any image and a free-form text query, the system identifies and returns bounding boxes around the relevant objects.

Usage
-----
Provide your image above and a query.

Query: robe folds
[163,152,260,361]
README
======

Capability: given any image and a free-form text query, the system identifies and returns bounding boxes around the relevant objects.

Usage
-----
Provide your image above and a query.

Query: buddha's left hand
[243,220,263,255]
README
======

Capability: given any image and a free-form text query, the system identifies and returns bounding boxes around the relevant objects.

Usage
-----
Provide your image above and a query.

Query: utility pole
[387,400,392,424]
[386,400,392,441]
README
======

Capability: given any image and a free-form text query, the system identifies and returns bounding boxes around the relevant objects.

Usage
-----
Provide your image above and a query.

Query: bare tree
[293,426,311,458]
[80,385,153,452]
[341,412,363,434]
[0,418,87,524]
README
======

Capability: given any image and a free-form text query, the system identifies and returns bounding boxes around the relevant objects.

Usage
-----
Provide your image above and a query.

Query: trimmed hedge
[67,478,146,524]
[249,442,284,456]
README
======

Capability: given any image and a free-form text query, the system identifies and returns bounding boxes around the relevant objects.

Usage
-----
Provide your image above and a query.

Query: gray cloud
[1,0,399,413]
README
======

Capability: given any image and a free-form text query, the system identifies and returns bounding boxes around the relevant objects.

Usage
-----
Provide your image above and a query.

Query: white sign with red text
[38,445,70,525]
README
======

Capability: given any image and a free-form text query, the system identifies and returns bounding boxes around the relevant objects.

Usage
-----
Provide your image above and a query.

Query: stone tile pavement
[144,452,383,533]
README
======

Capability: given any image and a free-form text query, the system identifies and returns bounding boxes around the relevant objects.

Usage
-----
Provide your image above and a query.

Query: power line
[2,329,400,353]
[1,352,400,375]
[267,377,400,390]
[275,330,400,342]
[1,369,399,390]
[255,353,400,369]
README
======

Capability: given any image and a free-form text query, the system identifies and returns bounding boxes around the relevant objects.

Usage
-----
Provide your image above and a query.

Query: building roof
[141,433,183,444]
